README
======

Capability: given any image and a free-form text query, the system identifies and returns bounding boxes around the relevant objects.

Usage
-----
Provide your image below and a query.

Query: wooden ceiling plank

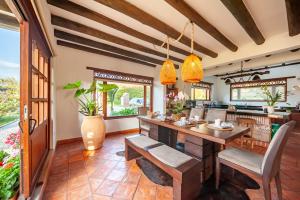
[57,40,156,67]
[0,13,19,31]
[54,29,166,66]
[51,15,183,63]
[0,1,11,13]
[220,0,265,45]
[47,0,190,56]
[165,0,237,52]
[285,0,300,36]
[94,0,217,58]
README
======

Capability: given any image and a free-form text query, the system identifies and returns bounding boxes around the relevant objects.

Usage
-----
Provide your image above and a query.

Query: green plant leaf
[97,83,118,92]
[63,81,82,90]
[74,88,86,97]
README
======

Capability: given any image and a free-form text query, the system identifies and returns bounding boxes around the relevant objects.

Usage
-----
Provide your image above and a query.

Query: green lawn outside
[0,115,19,127]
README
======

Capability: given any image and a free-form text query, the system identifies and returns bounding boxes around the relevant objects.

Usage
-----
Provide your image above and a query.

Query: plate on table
[206,123,234,131]
[173,121,196,128]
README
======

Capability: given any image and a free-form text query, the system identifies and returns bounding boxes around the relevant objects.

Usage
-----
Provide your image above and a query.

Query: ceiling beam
[57,40,156,67]
[47,0,190,56]
[54,29,179,69]
[0,1,11,13]
[285,0,300,36]
[0,13,19,31]
[95,0,217,58]
[165,0,237,52]
[51,15,183,63]
[220,0,265,45]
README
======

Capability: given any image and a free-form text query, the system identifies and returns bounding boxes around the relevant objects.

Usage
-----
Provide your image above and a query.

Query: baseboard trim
[57,128,139,145]
[107,128,139,137]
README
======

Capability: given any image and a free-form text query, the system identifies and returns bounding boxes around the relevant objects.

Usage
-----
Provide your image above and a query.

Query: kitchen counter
[226,109,291,119]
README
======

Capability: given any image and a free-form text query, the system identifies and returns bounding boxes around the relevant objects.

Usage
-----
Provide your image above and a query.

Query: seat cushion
[218,147,263,175]
[127,135,159,149]
[149,145,192,168]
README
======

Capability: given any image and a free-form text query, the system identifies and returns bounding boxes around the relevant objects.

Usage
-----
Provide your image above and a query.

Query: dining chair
[216,121,296,200]
[138,107,150,135]
[237,117,257,148]
[205,109,227,122]
[189,107,205,120]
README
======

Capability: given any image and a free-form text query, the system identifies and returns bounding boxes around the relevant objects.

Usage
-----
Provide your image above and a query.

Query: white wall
[176,64,300,107]
[213,64,300,106]
[54,46,160,141]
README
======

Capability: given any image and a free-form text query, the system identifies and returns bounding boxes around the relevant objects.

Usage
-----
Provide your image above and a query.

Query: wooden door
[18,1,52,197]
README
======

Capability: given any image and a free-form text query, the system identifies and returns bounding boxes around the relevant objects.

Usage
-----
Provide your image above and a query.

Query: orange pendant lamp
[160,37,176,85]
[181,22,204,83]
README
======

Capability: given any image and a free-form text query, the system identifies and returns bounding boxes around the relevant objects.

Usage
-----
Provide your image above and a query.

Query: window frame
[230,77,288,102]
[191,81,212,101]
[89,67,153,120]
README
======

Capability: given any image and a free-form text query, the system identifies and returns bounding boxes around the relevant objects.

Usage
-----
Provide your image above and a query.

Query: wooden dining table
[138,116,250,182]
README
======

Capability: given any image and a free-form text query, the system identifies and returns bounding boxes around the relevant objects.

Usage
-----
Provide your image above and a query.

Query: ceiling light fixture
[160,37,176,85]
[181,22,203,83]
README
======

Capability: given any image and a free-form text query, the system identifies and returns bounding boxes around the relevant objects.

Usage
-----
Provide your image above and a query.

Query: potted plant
[261,86,282,113]
[166,91,188,121]
[64,81,118,150]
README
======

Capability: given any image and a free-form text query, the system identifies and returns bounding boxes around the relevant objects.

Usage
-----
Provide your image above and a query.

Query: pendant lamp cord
[191,21,194,54]
[153,21,191,50]
[167,36,170,59]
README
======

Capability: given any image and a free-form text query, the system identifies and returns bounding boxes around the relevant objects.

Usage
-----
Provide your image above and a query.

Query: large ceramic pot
[267,106,275,113]
[81,115,105,150]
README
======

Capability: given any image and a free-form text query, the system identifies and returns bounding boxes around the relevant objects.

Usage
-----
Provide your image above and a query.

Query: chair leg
[262,179,272,200]
[275,173,282,200]
[215,157,221,189]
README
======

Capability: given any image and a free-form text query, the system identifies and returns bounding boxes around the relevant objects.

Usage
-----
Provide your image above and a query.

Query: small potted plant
[261,86,282,113]
[166,91,188,121]
[64,81,118,150]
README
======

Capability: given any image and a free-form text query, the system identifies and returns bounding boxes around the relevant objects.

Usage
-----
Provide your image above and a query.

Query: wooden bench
[125,135,201,200]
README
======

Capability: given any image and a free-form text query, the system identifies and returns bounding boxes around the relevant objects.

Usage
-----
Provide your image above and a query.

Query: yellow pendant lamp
[181,22,204,83]
[160,37,176,85]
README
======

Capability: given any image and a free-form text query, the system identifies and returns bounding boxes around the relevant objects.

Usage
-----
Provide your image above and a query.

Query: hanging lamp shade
[181,54,203,83]
[160,59,176,85]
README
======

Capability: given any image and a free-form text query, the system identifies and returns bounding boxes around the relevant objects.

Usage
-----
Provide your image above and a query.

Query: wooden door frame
[8,0,53,198]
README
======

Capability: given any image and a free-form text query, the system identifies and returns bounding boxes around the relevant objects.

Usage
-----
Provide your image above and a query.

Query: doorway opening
[0,3,21,199]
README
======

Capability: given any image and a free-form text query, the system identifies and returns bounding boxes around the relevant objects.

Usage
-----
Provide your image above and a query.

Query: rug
[137,157,259,200]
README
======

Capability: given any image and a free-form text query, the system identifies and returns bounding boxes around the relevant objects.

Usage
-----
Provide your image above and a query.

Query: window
[191,81,212,101]
[230,78,287,101]
[91,67,153,119]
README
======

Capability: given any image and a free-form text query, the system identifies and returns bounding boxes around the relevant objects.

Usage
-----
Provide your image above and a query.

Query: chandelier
[222,61,270,84]
[158,21,203,85]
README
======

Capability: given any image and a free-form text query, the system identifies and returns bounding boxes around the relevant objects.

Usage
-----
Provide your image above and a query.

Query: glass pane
[107,82,144,117]
[146,85,151,108]
[194,88,207,100]
[32,102,38,124]
[39,102,43,124]
[32,73,38,98]
[44,81,48,98]
[231,89,239,100]
[39,77,44,98]
[32,42,39,68]
[39,55,44,74]
[44,102,48,121]
[44,60,48,78]
[231,85,286,101]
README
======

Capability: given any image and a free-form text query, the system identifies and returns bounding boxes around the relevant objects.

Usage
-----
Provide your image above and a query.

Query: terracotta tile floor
[44,131,300,200]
